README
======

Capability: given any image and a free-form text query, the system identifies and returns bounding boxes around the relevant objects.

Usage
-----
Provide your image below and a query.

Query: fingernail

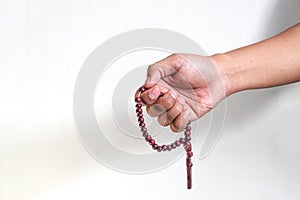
[170,90,177,99]
[149,93,155,100]
[149,87,160,100]
[182,109,190,119]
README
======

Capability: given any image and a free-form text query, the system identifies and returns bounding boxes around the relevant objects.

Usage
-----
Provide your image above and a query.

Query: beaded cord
[135,86,193,189]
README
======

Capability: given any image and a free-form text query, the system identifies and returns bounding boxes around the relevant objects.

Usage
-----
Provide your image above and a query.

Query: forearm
[212,23,300,96]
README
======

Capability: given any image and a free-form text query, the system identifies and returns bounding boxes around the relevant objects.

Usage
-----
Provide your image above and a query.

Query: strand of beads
[135,86,193,189]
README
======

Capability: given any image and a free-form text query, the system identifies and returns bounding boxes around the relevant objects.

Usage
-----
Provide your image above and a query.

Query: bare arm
[141,23,300,132]
[213,23,300,96]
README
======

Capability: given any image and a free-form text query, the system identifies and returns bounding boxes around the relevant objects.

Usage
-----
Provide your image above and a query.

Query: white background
[1,0,300,199]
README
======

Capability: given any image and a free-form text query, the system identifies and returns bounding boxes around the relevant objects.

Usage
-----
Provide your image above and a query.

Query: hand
[138,54,227,132]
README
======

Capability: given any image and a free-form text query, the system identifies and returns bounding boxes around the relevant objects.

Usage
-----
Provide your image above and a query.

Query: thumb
[145,54,182,85]
[145,69,161,86]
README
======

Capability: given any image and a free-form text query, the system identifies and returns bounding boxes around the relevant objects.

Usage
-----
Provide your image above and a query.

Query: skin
[138,23,300,132]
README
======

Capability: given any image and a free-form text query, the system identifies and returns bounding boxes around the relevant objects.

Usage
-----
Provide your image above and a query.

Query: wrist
[210,53,236,97]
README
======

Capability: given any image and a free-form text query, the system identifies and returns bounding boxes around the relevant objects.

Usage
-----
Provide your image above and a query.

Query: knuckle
[172,102,183,113]
[140,93,152,105]
[147,64,160,75]
[147,63,163,79]
[170,53,180,59]
[158,96,174,109]
[171,53,185,67]
[147,64,156,73]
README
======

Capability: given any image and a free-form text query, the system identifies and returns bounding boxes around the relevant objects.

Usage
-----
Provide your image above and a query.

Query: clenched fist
[136,53,227,132]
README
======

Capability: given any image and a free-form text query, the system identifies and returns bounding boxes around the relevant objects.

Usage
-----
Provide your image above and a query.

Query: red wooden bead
[136,108,142,113]
[167,145,172,151]
[157,146,162,152]
[185,126,191,131]
[185,142,192,151]
[185,136,191,142]
[171,143,176,149]
[152,144,158,150]
[138,117,144,123]
[142,132,148,137]
[141,127,147,132]
[184,131,191,137]
[179,138,186,144]
[136,104,142,108]
[187,151,193,157]
[162,145,167,151]
[135,97,141,102]
[145,135,152,142]
[139,87,145,92]
[149,139,156,145]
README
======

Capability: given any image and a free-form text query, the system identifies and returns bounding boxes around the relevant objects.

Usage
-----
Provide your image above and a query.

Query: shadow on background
[224,0,300,131]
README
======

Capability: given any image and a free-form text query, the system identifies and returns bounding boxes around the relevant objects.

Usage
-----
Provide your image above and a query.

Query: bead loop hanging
[135,86,193,189]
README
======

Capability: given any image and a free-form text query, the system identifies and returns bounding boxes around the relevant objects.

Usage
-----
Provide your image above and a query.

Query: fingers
[170,109,191,132]
[139,85,169,105]
[157,100,183,126]
[146,90,177,117]
[142,88,191,132]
